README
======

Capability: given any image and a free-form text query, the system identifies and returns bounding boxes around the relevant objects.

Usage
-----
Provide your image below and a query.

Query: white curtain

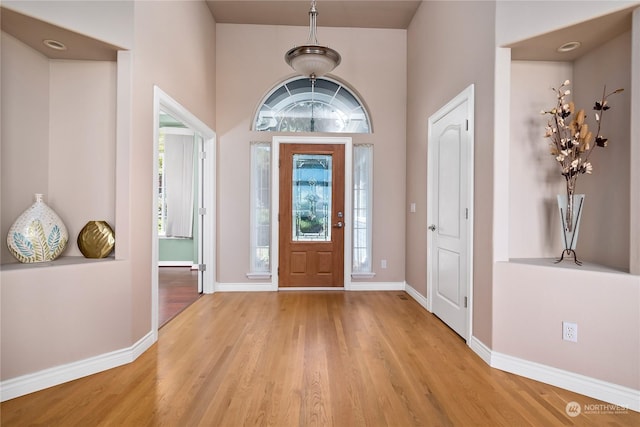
[164,131,195,238]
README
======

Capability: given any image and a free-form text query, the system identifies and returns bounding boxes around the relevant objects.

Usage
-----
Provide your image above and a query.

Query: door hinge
[199,207,207,215]
[465,119,469,131]
[198,264,207,272]
[465,208,468,219]
[199,151,206,160]
[464,296,468,308]
[277,267,280,276]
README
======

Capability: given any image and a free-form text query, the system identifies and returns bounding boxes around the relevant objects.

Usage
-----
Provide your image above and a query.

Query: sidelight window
[249,142,271,276]
[352,144,373,276]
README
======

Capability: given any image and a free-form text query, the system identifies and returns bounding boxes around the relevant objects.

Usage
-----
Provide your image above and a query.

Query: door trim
[152,86,216,336]
[272,136,352,290]
[426,84,474,339]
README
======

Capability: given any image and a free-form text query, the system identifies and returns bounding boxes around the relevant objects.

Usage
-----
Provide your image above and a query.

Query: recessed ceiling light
[557,41,581,53]
[43,39,67,51]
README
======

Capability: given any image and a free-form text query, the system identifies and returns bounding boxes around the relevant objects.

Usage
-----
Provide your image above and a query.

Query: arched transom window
[254,77,371,133]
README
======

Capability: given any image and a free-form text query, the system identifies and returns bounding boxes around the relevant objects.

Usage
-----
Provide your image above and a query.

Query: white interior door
[427,86,474,340]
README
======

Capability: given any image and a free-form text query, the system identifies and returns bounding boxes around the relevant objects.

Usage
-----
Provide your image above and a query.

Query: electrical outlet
[381,259,387,269]
[563,321,578,342]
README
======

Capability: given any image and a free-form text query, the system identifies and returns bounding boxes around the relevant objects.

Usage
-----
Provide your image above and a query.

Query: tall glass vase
[556,193,585,265]
[6,193,68,263]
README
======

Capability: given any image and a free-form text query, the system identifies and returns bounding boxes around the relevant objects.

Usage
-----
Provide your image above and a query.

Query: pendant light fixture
[285,0,341,81]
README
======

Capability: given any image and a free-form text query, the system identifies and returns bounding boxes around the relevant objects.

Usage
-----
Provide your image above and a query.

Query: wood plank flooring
[159,266,201,327]
[1,291,638,426]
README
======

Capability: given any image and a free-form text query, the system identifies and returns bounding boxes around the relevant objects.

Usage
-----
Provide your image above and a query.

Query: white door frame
[271,136,353,291]
[152,86,216,336]
[426,84,474,339]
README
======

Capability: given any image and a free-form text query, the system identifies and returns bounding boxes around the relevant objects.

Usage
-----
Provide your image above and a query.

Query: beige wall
[405,1,496,344]
[509,60,572,258]
[1,33,50,264]
[1,262,133,379]
[574,31,631,270]
[1,0,216,381]
[215,24,406,284]
[49,60,118,257]
[131,0,216,339]
[494,261,639,389]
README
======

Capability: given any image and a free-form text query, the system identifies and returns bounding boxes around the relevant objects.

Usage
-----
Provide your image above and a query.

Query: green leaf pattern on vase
[6,194,68,263]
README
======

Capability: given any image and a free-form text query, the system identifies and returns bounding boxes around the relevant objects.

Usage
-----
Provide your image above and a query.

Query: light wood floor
[1,292,638,426]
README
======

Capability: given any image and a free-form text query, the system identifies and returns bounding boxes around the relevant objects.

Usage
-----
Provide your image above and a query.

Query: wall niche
[1,7,125,267]
[506,6,636,273]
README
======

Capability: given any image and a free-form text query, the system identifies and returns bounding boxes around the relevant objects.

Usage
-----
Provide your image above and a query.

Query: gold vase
[77,221,115,258]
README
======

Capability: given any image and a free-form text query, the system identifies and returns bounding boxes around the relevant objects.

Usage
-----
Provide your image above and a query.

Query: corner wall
[405,1,496,345]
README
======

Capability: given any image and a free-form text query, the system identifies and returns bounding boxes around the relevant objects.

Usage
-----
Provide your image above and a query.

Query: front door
[279,143,345,287]
[428,86,474,340]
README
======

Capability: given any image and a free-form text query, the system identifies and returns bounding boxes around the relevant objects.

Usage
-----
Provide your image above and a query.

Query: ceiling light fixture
[43,39,67,51]
[285,0,341,81]
[557,41,581,53]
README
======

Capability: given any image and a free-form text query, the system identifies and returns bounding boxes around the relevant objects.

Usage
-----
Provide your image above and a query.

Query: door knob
[333,221,344,228]
[428,224,436,231]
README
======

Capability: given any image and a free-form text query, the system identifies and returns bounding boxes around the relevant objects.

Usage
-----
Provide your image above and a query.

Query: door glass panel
[292,154,332,241]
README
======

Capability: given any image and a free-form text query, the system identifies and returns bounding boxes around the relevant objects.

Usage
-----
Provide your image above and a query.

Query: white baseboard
[349,281,405,291]
[404,282,428,310]
[0,331,155,402]
[158,261,194,267]
[214,282,277,292]
[468,335,492,365]
[491,350,640,412]
[213,282,405,292]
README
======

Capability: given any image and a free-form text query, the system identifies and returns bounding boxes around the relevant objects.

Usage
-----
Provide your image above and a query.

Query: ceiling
[0,6,120,60]
[508,5,635,61]
[208,1,637,61]
[205,1,422,29]
[2,1,635,63]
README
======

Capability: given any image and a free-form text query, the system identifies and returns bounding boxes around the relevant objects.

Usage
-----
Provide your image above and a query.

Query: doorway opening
[153,86,216,334]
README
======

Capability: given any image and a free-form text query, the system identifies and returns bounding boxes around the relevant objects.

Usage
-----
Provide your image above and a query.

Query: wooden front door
[279,143,345,287]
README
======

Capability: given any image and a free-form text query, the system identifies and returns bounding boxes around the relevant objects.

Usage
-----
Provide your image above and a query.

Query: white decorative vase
[556,193,585,265]
[6,193,68,263]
